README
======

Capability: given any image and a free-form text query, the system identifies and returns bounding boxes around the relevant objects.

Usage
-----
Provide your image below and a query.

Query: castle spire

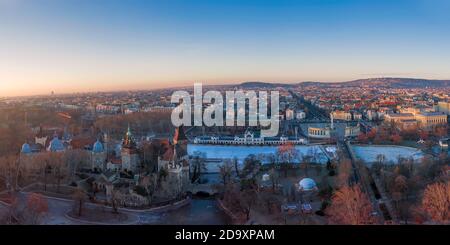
[123,124,135,148]
[173,125,187,145]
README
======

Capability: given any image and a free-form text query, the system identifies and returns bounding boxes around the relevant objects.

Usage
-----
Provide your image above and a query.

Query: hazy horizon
[2,0,450,97]
[2,76,450,99]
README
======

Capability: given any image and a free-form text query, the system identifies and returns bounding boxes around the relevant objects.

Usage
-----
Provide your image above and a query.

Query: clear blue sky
[1,0,450,96]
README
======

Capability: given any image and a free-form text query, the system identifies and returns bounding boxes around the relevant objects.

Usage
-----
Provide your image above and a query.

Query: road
[288,90,329,120]
[2,192,227,225]
[341,140,388,224]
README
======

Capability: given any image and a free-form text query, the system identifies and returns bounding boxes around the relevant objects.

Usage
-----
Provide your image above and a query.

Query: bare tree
[34,153,52,191]
[72,188,87,217]
[190,151,206,183]
[25,193,49,224]
[219,160,233,186]
[110,190,121,214]
[269,168,279,192]
[0,155,19,192]
[421,182,449,224]
[336,158,352,188]
[63,149,90,182]
[240,188,257,221]
[49,152,67,193]
[276,143,298,177]
[325,185,374,225]
[232,156,240,177]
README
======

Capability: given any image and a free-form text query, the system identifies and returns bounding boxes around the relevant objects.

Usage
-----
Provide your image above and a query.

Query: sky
[1,0,450,97]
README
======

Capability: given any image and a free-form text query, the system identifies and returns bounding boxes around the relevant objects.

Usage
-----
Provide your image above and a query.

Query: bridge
[188,184,219,196]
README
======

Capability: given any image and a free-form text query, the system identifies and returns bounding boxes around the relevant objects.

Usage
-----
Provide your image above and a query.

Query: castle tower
[103,132,109,155]
[172,125,188,159]
[35,125,48,147]
[121,125,139,173]
[173,125,188,145]
[330,113,334,130]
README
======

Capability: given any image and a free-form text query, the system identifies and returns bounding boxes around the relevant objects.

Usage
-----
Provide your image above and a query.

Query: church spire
[127,123,131,135]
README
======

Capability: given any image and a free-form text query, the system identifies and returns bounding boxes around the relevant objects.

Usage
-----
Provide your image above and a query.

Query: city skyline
[2,0,450,96]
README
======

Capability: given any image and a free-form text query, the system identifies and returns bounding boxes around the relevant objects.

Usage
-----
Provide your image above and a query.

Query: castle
[20,125,191,206]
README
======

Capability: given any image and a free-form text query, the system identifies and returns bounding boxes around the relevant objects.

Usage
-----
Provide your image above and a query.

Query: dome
[299,178,317,191]
[92,140,104,153]
[21,143,32,154]
[47,136,65,152]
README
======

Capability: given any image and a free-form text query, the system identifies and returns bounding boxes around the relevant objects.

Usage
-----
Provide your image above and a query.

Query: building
[124,108,139,114]
[143,105,175,113]
[331,111,352,121]
[352,111,362,120]
[91,138,107,170]
[155,126,190,200]
[400,106,435,116]
[96,104,121,114]
[296,110,306,120]
[47,133,66,152]
[365,110,374,121]
[35,126,48,147]
[397,119,418,131]
[106,158,122,171]
[193,129,308,145]
[415,112,447,128]
[285,109,295,120]
[308,126,331,139]
[330,110,361,121]
[344,124,360,137]
[384,113,415,124]
[19,122,191,207]
[437,101,450,115]
[384,111,447,130]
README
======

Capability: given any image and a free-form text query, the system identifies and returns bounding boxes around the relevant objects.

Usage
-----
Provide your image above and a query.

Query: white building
[296,110,306,120]
[193,130,308,145]
[96,104,121,114]
[308,127,331,139]
[285,109,295,120]
[345,124,360,137]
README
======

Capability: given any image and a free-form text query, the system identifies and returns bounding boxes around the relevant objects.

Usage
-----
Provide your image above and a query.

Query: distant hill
[338,78,450,88]
[236,78,450,89]
[238,81,293,89]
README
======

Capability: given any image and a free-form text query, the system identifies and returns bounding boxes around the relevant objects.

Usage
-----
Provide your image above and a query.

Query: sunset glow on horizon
[2,0,450,97]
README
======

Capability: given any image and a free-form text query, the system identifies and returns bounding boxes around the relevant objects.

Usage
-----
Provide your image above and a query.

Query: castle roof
[21,143,32,154]
[47,135,65,152]
[92,139,104,153]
